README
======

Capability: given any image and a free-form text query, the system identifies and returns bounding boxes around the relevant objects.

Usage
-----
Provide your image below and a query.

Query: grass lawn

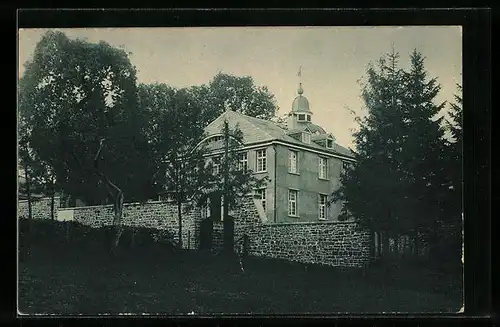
[18,242,463,315]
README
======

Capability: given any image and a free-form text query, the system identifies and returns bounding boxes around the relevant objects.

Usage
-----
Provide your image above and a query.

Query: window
[288,189,298,217]
[212,157,220,175]
[298,114,306,121]
[255,188,266,212]
[289,150,298,174]
[319,194,328,220]
[307,114,311,122]
[319,157,328,179]
[342,161,351,172]
[256,149,267,172]
[209,135,224,143]
[302,133,311,144]
[326,138,334,148]
[204,197,211,218]
[238,152,248,171]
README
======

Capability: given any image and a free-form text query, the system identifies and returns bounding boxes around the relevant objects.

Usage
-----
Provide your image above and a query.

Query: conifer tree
[333,50,409,240]
[442,83,463,260]
[399,49,449,247]
[446,83,463,213]
[333,49,453,258]
[202,121,269,251]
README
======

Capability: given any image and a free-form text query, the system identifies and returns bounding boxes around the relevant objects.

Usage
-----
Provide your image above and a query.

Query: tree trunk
[24,166,33,221]
[377,232,382,258]
[110,191,124,254]
[177,200,183,249]
[50,176,55,220]
[22,165,33,257]
[369,230,376,260]
[223,121,230,252]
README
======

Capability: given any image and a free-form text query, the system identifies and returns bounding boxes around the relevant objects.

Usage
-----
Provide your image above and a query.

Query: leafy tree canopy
[19,30,151,205]
[190,72,279,126]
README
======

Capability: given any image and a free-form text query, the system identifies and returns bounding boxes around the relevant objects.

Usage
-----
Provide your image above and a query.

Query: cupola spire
[297,66,304,95]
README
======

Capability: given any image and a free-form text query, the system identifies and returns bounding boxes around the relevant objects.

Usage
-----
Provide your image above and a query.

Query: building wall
[238,143,347,224]
[274,144,345,223]
[238,145,276,223]
[203,139,350,225]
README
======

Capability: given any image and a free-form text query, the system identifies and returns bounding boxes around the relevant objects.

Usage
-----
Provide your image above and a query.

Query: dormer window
[302,132,311,144]
[209,135,224,143]
[298,114,306,122]
[326,138,334,149]
[306,114,311,122]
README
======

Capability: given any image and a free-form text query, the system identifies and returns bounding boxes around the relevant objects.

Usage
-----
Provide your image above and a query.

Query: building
[198,82,356,223]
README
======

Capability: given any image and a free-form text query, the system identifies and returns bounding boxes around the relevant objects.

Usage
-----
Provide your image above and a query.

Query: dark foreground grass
[18,242,463,315]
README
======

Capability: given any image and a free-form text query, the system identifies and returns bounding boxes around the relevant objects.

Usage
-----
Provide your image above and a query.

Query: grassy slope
[18,242,463,315]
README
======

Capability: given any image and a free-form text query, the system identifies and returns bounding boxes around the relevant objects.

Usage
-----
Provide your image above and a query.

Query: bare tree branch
[70,139,123,205]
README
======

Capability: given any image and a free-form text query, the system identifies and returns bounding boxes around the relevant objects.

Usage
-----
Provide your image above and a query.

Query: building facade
[199,82,356,223]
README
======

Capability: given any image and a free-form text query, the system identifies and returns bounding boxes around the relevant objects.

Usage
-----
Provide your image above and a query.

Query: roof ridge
[204,110,229,131]
[231,111,277,139]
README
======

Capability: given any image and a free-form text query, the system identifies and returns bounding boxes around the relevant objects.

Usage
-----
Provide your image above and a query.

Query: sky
[18,26,462,149]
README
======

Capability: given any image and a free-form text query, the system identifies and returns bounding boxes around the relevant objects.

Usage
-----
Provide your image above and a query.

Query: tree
[155,87,213,248]
[270,113,289,130]
[442,83,463,259]
[332,49,451,259]
[446,83,463,208]
[19,31,150,252]
[333,50,409,237]
[18,114,36,220]
[203,120,269,251]
[136,82,177,199]
[399,49,449,249]
[190,73,279,126]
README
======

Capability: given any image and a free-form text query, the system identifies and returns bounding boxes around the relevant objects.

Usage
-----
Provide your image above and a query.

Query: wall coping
[57,199,181,211]
[261,220,360,227]
[21,196,255,212]
[18,196,61,204]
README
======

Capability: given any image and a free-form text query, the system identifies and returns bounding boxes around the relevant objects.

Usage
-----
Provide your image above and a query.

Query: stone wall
[212,222,225,252]
[17,195,373,268]
[70,201,202,249]
[200,196,264,253]
[243,221,372,268]
[18,197,60,220]
[231,197,265,244]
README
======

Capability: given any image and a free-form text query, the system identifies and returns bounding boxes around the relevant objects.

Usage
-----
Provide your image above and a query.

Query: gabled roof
[307,124,326,134]
[286,125,313,135]
[204,110,355,158]
[311,132,335,141]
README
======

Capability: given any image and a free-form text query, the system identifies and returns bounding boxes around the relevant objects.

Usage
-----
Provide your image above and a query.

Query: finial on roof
[297,66,304,95]
[298,83,304,95]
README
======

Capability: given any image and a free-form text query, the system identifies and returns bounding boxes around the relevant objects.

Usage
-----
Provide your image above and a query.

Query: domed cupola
[291,83,312,114]
[288,68,313,130]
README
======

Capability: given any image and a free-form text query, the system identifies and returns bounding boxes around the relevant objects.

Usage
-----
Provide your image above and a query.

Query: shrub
[18,218,179,258]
